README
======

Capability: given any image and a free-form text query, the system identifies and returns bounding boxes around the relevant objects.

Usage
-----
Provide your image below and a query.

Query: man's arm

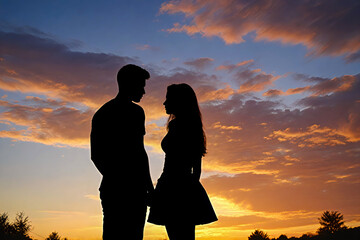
[139,136,154,207]
[144,143,154,193]
[90,116,106,175]
[137,106,154,193]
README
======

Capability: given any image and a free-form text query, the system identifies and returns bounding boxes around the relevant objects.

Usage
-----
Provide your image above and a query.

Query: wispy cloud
[184,57,214,70]
[216,60,254,71]
[134,44,160,51]
[160,0,360,59]
[264,74,358,97]
[40,210,84,216]
[84,194,100,201]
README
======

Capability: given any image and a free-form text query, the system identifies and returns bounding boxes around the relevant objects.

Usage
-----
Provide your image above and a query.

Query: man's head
[117,64,150,102]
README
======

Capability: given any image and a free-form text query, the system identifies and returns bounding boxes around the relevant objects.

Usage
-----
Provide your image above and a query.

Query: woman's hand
[146,188,155,207]
[192,157,202,181]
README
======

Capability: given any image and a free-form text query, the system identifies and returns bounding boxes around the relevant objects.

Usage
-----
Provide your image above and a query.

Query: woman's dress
[147,120,217,225]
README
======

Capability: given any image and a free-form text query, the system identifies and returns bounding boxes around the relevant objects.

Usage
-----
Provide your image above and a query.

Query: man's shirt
[90,97,147,194]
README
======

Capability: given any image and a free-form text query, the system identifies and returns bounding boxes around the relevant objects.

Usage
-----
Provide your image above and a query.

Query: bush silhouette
[277,234,288,240]
[249,229,270,240]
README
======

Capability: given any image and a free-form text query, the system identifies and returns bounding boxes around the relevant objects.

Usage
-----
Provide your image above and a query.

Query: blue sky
[2,0,358,78]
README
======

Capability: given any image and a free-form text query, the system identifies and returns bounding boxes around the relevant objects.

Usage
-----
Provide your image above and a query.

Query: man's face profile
[130,78,146,102]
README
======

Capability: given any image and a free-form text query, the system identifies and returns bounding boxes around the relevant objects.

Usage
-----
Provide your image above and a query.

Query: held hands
[146,188,155,207]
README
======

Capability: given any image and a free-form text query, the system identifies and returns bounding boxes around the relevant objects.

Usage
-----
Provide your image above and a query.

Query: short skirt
[147,174,218,225]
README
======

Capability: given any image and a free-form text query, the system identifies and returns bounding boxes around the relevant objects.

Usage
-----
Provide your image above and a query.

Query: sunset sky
[1,0,360,239]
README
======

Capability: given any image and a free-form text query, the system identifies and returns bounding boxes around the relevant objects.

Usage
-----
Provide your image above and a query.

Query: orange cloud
[197,85,235,102]
[263,87,310,97]
[236,69,282,93]
[262,89,284,97]
[212,122,242,131]
[216,60,254,71]
[264,74,358,97]
[160,0,360,58]
[0,99,92,148]
[266,124,352,148]
[286,87,310,95]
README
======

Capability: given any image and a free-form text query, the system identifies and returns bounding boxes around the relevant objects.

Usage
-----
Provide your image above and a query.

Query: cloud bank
[1,26,360,236]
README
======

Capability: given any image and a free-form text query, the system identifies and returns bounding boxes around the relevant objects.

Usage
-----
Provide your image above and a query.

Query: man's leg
[101,194,147,240]
[123,203,147,240]
[101,194,117,240]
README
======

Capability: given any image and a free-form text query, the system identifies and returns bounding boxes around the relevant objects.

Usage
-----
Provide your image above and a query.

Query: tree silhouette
[0,213,10,230]
[1,212,71,240]
[248,229,270,240]
[13,212,32,236]
[0,212,32,240]
[317,211,347,234]
[0,213,11,239]
[46,231,61,240]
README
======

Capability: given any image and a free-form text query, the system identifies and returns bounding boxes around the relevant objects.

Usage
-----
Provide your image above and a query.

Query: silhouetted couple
[90,64,217,240]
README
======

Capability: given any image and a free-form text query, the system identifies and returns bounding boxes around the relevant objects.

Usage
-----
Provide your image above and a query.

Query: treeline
[249,211,360,240]
[2,210,360,240]
[0,212,68,240]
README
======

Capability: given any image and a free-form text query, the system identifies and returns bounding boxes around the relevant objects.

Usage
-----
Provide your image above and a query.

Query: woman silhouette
[148,83,217,240]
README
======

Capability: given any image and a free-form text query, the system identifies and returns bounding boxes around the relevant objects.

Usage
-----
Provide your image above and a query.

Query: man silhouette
[90,64,153,239]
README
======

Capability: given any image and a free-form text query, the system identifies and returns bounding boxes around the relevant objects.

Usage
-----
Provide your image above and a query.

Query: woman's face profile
[163,92,176,115]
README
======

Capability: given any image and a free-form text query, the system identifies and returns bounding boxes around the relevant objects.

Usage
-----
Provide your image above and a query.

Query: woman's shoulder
[169,119,187,130]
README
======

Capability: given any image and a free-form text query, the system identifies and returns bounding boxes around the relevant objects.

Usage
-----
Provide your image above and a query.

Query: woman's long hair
[166,83,207,156]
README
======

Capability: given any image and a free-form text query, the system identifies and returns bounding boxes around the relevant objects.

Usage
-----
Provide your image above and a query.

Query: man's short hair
[117,64,150,88]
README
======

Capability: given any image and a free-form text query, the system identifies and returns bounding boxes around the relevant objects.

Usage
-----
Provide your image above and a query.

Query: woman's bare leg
[166,224,195,240]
